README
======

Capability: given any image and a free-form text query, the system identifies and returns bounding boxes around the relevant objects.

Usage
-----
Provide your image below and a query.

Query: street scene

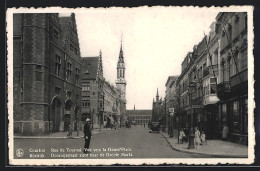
[14,126,210,159]
[9,6,253,165]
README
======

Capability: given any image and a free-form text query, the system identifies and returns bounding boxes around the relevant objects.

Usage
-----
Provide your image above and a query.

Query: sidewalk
[14,127,119,139]
[160,131,248,158]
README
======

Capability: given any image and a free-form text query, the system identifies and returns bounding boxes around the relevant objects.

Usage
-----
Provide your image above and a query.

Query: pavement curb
[14,129,117,139]
[160,132,248,158]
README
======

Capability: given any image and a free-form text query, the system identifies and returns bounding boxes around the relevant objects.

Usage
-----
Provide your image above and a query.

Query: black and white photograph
[7,6,254,165]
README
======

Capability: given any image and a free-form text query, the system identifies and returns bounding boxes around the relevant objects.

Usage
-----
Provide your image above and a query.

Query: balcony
[203,95,219,105]
[203,64,218,78]
[217,81,231,98]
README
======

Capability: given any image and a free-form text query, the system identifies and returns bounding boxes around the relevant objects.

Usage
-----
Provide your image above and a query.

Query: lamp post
[188,82,196,149]
[169,112,174,138]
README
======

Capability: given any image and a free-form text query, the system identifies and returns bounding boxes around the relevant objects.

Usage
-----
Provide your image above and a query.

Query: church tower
[156,88,159,102]
[115,39,126,102]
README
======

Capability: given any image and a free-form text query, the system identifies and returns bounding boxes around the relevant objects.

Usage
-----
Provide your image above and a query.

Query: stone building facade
[216,12,248,144]
[170,12,248,144]
[103,80,123,127]
[13,13,82,135]
[165,76,178,133]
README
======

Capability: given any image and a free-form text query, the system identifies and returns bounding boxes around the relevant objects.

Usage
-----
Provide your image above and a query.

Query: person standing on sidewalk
[194,127,201,150]
[222,124,229,141]
[84,118,92,153]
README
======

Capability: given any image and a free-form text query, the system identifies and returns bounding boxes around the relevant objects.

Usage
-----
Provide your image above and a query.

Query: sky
[62,7,219,110]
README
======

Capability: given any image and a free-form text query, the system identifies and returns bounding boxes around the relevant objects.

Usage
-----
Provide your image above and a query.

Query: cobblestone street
[14,126,206,159]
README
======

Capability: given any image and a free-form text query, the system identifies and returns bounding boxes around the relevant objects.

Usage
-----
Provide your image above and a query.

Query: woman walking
[194,127,201,150]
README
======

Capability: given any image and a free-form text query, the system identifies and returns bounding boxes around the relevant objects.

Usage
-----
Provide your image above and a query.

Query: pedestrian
[200,131,207,146]
[222,123,229,141]
[179,128,186,143]
[83,118,92,153]
[67,125,72,137]
[194,127,201,150]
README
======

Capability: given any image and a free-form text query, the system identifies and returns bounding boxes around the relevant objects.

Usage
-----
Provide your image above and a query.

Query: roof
[126,110,152,116]
[165,76,178,87]
[81,57,99,80]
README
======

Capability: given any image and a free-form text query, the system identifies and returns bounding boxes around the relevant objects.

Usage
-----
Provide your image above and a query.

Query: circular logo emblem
[16,149,24,157]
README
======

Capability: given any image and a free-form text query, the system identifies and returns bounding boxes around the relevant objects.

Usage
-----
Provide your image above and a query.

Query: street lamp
[188,82,196,149]
[169,112,174,138]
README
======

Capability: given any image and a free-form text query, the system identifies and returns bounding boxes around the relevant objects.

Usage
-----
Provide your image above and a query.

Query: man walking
[84,118,92,153]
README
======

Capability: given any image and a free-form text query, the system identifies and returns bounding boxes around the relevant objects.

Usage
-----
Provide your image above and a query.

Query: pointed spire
[99,49,102,57]
[120,35,123,52]
[156,88,159,102]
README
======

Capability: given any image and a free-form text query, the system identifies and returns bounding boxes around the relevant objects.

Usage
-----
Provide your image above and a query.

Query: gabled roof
[81,57,99,80]
[126,110,152,116]
[165,76,178,87]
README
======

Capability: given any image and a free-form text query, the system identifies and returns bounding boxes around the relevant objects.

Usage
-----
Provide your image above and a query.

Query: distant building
[103,80,123,127]
[13,13,82,135]
[81,51,104,129]
[126,108,152,125]
[165,76,178,133]
[152,89,164,123]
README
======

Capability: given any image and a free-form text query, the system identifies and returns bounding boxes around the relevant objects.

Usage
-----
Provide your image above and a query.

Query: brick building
[13,13,82,135]
[81,51,104,129]
[126,108,152,125]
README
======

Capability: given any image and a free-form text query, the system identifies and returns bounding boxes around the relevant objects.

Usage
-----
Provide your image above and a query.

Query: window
[210,77,217,94]
[66,91,72,98]
[55,55,61,76]
[240,49,247,71]
[222,61,226,82]
[55,87,61,95]
[66,62,72,80]
[35,65,42,81]
[74,47,78,55]
[70,44,74,51]
[54,30,59,38]
[233,52,239,75]
[76,68,80,85]
[82,96,90,107]
[82,82,90,91]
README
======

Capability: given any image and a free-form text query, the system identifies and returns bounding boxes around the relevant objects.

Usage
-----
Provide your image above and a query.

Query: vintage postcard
[7,6,255,165]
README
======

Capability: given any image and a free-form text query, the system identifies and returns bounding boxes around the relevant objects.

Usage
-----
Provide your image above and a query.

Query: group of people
[178,127,207,149]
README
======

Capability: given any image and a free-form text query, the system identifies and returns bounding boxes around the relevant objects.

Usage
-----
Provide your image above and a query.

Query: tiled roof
[126,110,152,116]
[81,57,99,80]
